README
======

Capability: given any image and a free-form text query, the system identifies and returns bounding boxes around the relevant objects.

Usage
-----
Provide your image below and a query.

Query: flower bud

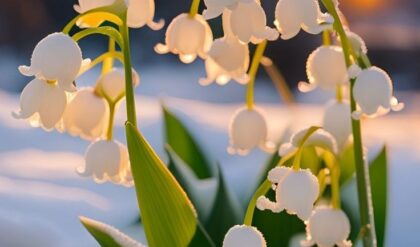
[155,13,213,64]
[19,32,83,92]
[322,100,352,151]
[351,66,403,119]
[301,206,352,247]
[62,87,109,141]
[78,140,133,186]
[274,0,333,40]
[257,167,319,221]
[228,107,273,155]
[96,68,140,101]
[13,78,67,130]
[200,36,250,85]
[223,225,266,247]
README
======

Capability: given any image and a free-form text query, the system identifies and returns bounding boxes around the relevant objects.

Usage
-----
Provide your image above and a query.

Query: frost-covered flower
[257,167,319,221]
[228,107,273,155]
[274,0,333,40]
[279,128,338,157]
[200,36,250,85]
[300,45,347,92]
[323,100,352,151]
[78,140,133,186]
[202,0,242,20]
[301,206,352,247]
[13,78,67,130]
[62,87,109,141]
[223,0,278,44]
[223,225,266,247]
[154,13,213,63]
[19,32,83,92]
[96,68,140,101]
[74,0,164,30]
[338,31,368,56]
[350,65,404,119]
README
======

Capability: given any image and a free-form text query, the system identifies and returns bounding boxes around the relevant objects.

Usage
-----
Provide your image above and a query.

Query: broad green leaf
[80,216,145,247]
[125,123,197,247]
[205,166,243,246]
[163,105,212,179]
[189,221,216,247]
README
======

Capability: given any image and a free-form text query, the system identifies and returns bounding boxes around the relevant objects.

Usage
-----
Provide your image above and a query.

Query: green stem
[78,51,123,77]
[246,40,267,110]
[189,0,201,17]
[102,38,116,74]
[72,26,123,47]
[321,1,376,246]
[331,164,341,209]
[322,30,331,46]
[106,101,116,140]
[243,180,271,226]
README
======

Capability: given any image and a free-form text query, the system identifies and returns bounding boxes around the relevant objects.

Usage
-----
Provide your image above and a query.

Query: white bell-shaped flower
[279,128,338,157]
[19,32,83,92]
[78,140,133,186]
[74,0,164,30]
[223,225,266,247]
[257,167,319,221]
[337,31,367,56]
[223,0,278,44]
[228,107,273,155]
[62,87,109,141]
[300,45,347,92]
[13,78,67,130]
[323,100,352,151]
[350,65,403,119]
[274,0,333,40]
[200,36,250,85]
[96,68,140,101]
[202,0,242,20]
[154,13,213,64]
[301,206,352,247]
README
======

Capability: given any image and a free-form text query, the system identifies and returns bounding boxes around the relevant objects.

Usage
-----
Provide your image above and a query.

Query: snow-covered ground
[0,64,419,246]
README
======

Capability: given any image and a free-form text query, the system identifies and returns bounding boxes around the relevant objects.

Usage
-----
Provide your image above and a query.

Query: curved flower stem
[246,40,268,110]
[72,26,124,47]
[322,30,331,46]
[106,100,117,140]
[78,51,124,77]
[189,0,201,17]
[321,0,377,246]
[102,38,116,74]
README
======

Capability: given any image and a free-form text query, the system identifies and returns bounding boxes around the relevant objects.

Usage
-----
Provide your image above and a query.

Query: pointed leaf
[125,123,197,247]
[189,221,216,247]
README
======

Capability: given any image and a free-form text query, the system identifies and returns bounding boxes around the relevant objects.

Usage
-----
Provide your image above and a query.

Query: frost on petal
[127,0,164,30]
[338,31,368,55]
[96,68,140,101]
[323,100,352,151]
[289,127,338,154]
[20,32,83,92]
[353,66,398,118]
[306,46,348,91]
[74,0,114,13]
[13,78,67,130]
[62,88,109,141]
[228,107,269,155]
[304,206,351,247]
[223,225,267,247]
[275,0,331,40]
[154,13,213,63]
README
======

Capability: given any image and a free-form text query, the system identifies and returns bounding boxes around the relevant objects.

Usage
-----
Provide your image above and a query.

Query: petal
[323,100,352,151]
[223,225,266,247]
[127,0,156,28]
[38,83,67,129]
[14,78,45,119]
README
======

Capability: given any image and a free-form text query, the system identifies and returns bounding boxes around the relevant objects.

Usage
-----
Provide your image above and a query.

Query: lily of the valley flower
[323,100,352,151]
[274,0,333,40]
[96,68,140,101]
[257,167,319,221]
[155,13,213,64]
[13,78,67,130]
[223,0,279,44]
[338,30,368,56]
[200,36,250,85]
[300,45,347,92]
[19,32,83,92]
[62,87,109,141]
[350,65,404,119]
[228,107,273,155]
[78,140,133,186]
[202,0,243,20]
[223,225,267,247]
[301,206,352,247]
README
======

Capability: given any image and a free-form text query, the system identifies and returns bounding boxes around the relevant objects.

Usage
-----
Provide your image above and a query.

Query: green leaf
[163,105,212,179]
[205,166,243,246]
[80,216,144,247]
[189,221,216,247]
[125,123,197,247]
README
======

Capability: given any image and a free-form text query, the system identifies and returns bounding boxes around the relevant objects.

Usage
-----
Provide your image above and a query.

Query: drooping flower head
[322,100,352,151]
[19,32,83,92]
[223,225,267,247]
[202,0,243,20]
[301,206,352,247]
[78,140,133,186]
[155,13,213,64]
[350,65,404,119]
[300,45,348,92]
[228,107,273,155]
[13,78,67,130]
[96,67,140,101]
[274,0,333,40]
[337,30,368,56]
[257,167,319,221]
